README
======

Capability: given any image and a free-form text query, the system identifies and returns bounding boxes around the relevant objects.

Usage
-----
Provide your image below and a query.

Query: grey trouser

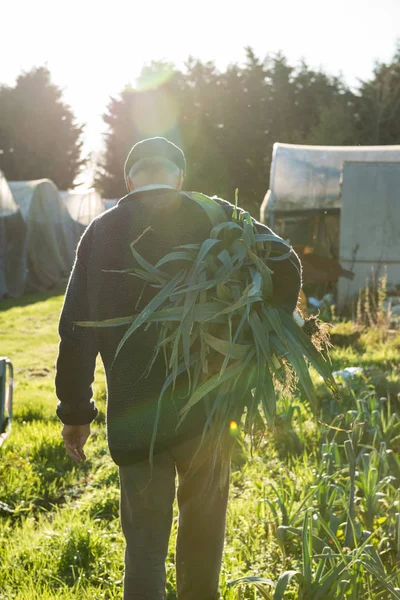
[119,437,230,600]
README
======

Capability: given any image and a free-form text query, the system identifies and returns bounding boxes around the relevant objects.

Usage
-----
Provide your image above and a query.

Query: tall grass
[1,293,400,598]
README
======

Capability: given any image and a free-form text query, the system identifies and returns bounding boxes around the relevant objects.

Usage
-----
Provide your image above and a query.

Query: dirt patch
[27,367,51,378]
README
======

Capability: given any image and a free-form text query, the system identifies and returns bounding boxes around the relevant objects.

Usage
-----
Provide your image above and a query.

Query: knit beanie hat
[124,137,186,191]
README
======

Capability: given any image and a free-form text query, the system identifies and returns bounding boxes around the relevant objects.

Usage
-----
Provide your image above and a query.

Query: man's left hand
[62,424,90,463]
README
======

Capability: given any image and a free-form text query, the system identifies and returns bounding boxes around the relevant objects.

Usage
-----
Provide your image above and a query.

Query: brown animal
[294,246,354,284]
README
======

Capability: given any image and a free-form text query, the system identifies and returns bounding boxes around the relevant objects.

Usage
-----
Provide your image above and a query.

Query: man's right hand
[62,423,90,463]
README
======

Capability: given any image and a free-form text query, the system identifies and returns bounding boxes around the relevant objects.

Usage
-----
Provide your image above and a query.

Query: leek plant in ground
[229,509,400,600]
[78,192,338,459]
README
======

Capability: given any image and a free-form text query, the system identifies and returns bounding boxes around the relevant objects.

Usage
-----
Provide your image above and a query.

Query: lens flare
[131,89,179,138]
[229,420,239,436]
[136,64,175,92]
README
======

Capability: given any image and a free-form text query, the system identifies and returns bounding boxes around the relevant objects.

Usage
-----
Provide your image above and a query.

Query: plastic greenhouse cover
[0,171,19,217]
[60,188,105,226]
[0,172,27,298]
[262,143,400,215]
[9,179,80,291]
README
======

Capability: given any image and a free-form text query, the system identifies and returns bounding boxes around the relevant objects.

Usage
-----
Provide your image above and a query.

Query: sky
[1,0,400,179]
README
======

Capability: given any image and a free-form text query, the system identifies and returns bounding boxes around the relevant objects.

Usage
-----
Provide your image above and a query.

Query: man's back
[56,186,301,465]
[57,188,229,464]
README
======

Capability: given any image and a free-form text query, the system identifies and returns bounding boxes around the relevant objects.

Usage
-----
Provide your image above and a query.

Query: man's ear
[177,170,184,191]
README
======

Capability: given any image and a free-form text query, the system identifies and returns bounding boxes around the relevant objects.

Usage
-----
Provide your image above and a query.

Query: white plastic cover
[103,199,118,210]
[9,180,81,291]
[0,172,27,299]
[60,188,105,226]
[0,172,18,216]
[261,143,400,220]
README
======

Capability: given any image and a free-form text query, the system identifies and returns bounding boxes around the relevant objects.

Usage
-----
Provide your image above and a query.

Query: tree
[357,46,400,145]
[97,51,355,213]
[0,67,85,189]
[306,99,361,146]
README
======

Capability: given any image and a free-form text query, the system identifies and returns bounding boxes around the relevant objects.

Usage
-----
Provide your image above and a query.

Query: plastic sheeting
[338,162,400,307]
[103,199,118,210]
[60,188,104,226]
[0,172,27,299]
[261,143,400,221]
[9,179,81,291]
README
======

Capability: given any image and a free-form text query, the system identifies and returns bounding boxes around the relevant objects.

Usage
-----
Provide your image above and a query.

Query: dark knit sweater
[55,188,302,465]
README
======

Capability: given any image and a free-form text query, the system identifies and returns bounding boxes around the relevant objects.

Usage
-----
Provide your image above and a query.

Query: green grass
[1,293,400,599]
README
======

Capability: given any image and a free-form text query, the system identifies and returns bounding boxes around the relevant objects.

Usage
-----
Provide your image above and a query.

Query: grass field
[1,292,400,599]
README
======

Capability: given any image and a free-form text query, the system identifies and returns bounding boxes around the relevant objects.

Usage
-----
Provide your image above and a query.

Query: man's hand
[62,424,90,463]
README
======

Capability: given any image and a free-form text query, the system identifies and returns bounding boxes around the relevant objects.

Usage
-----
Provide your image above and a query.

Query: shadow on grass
[0,288,66,312]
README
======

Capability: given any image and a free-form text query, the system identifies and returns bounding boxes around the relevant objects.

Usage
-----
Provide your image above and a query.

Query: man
[56,137,301,600]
